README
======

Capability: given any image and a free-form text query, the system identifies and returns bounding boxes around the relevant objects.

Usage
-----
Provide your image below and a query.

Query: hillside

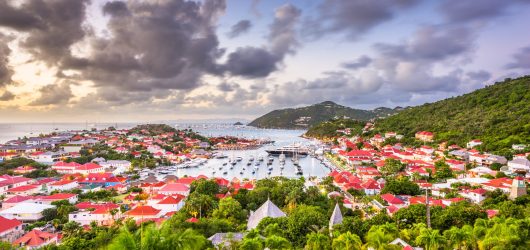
[248,101,400,129]
[305,118,365,139]
[374,76,530,152]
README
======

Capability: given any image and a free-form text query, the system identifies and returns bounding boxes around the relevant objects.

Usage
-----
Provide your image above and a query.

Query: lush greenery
[249,101,399,129]
[305,118,365,139]
[38,176,530,249]
[374,76,530,153]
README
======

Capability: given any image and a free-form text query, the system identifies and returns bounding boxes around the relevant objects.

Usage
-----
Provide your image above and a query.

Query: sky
[0,0,529,123]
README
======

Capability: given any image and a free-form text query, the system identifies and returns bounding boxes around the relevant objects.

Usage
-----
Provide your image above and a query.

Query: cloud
[304,0,419,40]
[0,0,90,65]
[217,82,239,92]
[374,25,475,62]
[60,0,227,103]
[0,91,14,101]
[438,0,530,23]
[341,55,372,70]
[466,70,491,82]
[250,0,262,18]
[505,46,530,69]
[224,4,301,78]
[268,70,385,106]
[227,20,252,38]
[30,82,73,106]
[0,33,13,87]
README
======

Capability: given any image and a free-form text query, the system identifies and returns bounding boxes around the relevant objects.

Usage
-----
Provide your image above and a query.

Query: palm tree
[444,226,468,250]
[365,228,394,250]
[305,232,331,250]
[108,224,207,250]
[332,232,362,250]
[416,228,446,250]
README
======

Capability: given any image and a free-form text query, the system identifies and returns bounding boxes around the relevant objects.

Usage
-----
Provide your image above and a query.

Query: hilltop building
[509,176,527,200]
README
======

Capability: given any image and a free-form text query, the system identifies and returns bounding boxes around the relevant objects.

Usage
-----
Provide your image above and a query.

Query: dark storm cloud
[227,20,252,38]
[0,0,90,65]
[224,4,301,78]
[60,0,227,102]
[30,82,73,106]
[217,82,239,92]
[0,91,14,101]
[304,0,419,40]
[505,46,530,69]
[466,70,491,82]
[341,55,372,70]
[0,34,13,87]
[439,0,530,23]
[374,26,475,62]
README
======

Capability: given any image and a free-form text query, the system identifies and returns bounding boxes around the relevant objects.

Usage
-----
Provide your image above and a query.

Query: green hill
[248,101,400,129]
[374,76,530,152]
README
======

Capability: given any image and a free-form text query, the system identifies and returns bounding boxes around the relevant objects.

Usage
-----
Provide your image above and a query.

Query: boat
[222,162,227,166]
[218,166,223,170]
[258,156,264,161]
[236,157,243,162]
[239,171,244,175]
[215,154,228,159]
[248,156,254,162]
[230,161,237,166]
[279,153,286,162]
[266,144,309,156]
[267,171,272,175]
[246,162,252,166]
[223,171,228,175]
[268,166,273,171]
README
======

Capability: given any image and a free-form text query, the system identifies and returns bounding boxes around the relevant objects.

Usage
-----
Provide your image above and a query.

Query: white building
[0,203,55,222]
[507,158,530,172]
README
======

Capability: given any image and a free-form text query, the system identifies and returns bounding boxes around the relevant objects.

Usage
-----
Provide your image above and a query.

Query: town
[0,122,527,249]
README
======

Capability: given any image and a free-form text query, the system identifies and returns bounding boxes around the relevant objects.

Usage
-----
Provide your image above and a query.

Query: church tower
[509,176,527,200]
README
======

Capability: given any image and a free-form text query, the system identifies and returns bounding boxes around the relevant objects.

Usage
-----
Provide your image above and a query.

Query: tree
[415,228,446,250]
[381,177,421,196]
[305,232,331,250]
[443,226,472,250]
[42,208,58,221]
[239,237,263,250]
[287,205,328,247]
[108,224,206,250]
[434,160,453,180]
[332,232,362,250]
[380,159,405,176]
[212,197,246,225]
[364,226,395,250]
[184,193,217,218]
[190,179,220,196]
[265,235,292,250]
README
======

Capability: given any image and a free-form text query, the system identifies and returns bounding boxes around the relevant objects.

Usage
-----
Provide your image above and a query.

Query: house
[381,193,406,208]
[415,131,434,142]
[157,183,190,196]
[13,166,36,174]
[247,199,286,230]
[6,185,41,196]
[0,216,23,242]
[0,175,34,195]
[13,230,58,249]
[507,158,530,172]
[362,179,382,195]
[152,195,185,213]
[0,203,55,221]
[460,188,487,204]
[35,193,78,204]
[69,203,120,226]
[467,140,483,148]
[48,180,79,192]
[1,195,34,209]
[124,205,162,221]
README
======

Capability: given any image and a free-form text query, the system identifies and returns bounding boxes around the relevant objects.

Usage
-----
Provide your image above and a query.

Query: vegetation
[374,76,530,153]
[305,118,365,139]
[249,101,399,129]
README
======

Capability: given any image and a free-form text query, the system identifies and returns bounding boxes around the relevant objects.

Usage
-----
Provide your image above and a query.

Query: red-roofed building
[362,179,382,195]
[13,230,58,249]
[415,131,434,142]
[13,166,36,174]
[460,188,487,204]
[125,205,162,221]
[1,195,34,209]
[69,202,120,226]
[381,193,405,207]
[152,195,185,213]
[158,183,190,196]
[6,185,40,196]
[48,180,79,192]
[36,193,78,204]
[0,216,23,242]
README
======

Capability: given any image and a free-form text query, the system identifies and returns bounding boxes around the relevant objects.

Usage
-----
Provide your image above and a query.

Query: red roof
[7,185,39,192]
[157,196,183,204]
[159,183,189,193]
[186,217,199,223]
[381,193,404,205]
[41,193,77,201]
[126,205,161,216]
[0,216,22,234]
[3,195,32,204]
[14,230,57,247]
